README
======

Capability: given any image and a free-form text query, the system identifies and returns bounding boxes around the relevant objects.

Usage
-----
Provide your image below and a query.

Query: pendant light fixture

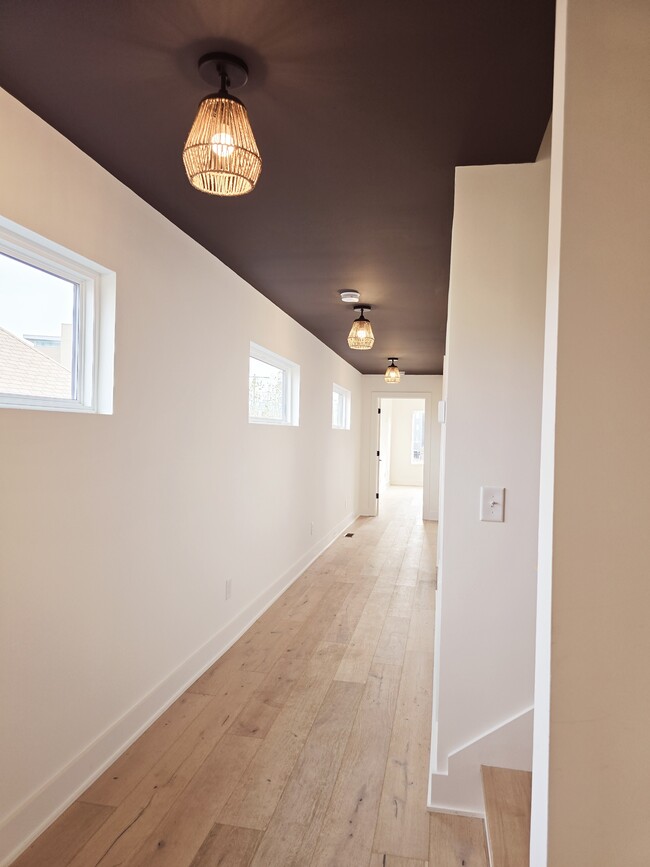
[385,358,400,383]
[183,52,262,196]
[348,305,375,350]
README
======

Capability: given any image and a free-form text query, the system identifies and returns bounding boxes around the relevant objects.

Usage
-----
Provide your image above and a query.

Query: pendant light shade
[183,53,262,197]
[348,305,375,350]
[385,358,400,383]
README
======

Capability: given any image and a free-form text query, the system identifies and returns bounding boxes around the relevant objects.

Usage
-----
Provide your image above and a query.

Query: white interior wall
[532,1,650,863]
[359,376,442,520]
[430,155,549,808]
[387,398,425,487]
[0,87,363,864]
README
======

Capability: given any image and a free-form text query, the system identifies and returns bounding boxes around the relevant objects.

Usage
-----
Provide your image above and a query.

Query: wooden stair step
[481,765,532,867]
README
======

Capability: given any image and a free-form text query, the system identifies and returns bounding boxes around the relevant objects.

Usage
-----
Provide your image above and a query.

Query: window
[411,409,425,463]
[332,383,351,430]
[249,343,299,425]
[0,221,115,413]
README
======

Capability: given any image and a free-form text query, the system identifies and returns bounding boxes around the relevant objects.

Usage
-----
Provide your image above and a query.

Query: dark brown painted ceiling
[0,0,554,374]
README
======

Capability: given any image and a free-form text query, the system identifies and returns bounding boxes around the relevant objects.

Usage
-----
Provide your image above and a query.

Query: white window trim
[0,219,115,414]
[249,342,300,426]
[332,383,351,430]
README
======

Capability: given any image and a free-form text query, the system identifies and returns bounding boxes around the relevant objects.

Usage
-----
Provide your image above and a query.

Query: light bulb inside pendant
[210,131,235,157]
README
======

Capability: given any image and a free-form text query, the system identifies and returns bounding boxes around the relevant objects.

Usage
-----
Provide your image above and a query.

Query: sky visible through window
[0,252,74,339]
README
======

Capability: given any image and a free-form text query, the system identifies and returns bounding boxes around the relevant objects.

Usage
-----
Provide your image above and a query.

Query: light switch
[480,487,505,522]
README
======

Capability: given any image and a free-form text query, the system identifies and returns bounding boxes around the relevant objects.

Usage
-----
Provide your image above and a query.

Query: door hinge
[376,492,380,499]
[376,450,380,457]
[377,407,381,414]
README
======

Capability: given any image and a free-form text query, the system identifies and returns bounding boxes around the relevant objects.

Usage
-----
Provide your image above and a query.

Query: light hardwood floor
[14,487,487,867]
[481,766,532,867]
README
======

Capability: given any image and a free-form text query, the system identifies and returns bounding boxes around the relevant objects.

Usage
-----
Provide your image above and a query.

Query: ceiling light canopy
[183,52,262,197]
[339,289,360,304]
[348,305,375,350]
[385,358,400,383]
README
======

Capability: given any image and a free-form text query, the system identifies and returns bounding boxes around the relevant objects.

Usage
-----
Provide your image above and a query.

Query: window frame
[248,342,300,426]
[0,221,114,414]
[332,383,351,430]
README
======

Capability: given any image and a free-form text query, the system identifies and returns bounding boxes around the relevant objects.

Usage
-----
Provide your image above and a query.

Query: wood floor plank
[125,734,261,867]
[81,692,212,807]
[282,582,330,621]
[396,565,420,587]
[373,615,411,666]
[227,582,351,739]
[309,662,402,867]
[323,579,374,645]
[224,618,304,675]
[228,652,307,739]
[414,579,436,610]
[12,802,114,867]
[373,652,434,861]
[67,670,265,867]
[218,641,347,831]
[387,585,416,618]
[406,608,436,654]
[334,587,393,683]
[370,856,428,867]
[249,680,363,867]
[378,552,406,578]
[428,813,489,867]
[190,824,262,867]
[481,766,532,867]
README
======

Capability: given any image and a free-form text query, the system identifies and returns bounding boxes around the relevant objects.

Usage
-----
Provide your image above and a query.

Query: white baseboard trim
[0,510,358,867]
[427,707,534,817]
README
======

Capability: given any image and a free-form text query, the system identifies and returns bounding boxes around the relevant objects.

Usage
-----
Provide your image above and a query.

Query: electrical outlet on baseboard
[225,578,232,600]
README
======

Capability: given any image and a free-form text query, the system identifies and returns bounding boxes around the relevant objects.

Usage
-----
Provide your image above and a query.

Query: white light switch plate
[480,486,505,522]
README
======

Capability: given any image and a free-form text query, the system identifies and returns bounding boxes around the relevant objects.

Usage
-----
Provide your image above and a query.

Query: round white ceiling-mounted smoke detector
[339,289,360,303]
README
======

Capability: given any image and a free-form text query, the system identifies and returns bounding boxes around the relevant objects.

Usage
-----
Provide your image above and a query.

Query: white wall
[359,376,442,520]
[430,155,549,806]
[378,398,393,489]
[0,87,362,864]
[532,1,650,863]
[387,398,425,486]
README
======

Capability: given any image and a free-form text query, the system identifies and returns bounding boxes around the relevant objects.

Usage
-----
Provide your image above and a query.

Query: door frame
[368,390,436,520]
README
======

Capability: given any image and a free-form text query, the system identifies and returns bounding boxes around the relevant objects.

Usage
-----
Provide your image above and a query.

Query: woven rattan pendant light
[348,305,375,350]
[183,53,262,196]
[385,358,400,383]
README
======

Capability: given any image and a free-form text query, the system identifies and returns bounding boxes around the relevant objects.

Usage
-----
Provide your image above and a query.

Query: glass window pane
[412,409,424,463]
[249,356,285,420]
[0,252,76,399]
[332,389,342,426]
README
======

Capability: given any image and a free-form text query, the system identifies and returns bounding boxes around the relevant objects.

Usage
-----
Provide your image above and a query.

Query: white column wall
[532,1,650,863]
[433,158,549,774]
[0,88,362,863]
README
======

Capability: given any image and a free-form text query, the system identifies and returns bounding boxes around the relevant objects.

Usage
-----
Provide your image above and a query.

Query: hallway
[14,488,484,867]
